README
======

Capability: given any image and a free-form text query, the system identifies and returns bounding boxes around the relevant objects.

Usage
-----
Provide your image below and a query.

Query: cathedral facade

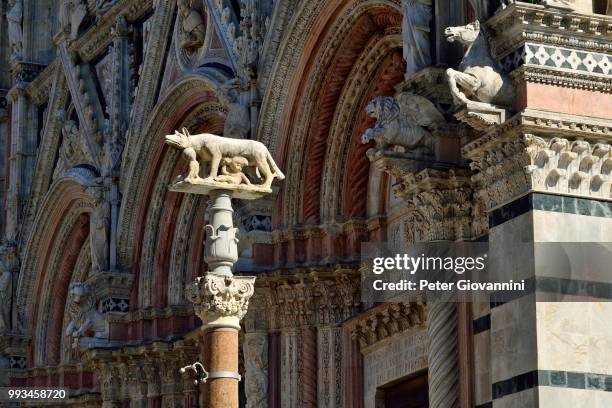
[1,0,612,406]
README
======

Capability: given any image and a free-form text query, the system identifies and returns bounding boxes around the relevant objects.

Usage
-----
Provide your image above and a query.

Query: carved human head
[444,20,480,45]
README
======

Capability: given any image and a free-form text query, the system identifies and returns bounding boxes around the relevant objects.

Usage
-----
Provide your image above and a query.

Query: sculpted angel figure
[401,0,433,74]
[362,93,445,154]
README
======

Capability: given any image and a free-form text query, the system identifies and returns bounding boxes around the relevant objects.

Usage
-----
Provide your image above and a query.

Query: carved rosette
[186,273,256,329]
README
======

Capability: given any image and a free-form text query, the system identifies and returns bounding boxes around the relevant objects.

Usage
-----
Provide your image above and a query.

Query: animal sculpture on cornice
[361,94,445,154]
[65,283,108,340]
[165,128,285,189]
[444,20,515,108]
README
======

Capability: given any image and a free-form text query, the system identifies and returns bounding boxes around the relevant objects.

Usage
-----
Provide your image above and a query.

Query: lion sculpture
[165,128,285,189]
[65,283,108,339]
[361,94,445,154]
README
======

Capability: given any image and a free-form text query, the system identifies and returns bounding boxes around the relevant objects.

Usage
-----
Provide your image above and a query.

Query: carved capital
[465,132,612,210]
[186,273,256,329]
[348,302,426,349]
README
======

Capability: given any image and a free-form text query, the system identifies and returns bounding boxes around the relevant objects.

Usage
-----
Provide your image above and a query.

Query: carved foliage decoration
[186,274,256,323]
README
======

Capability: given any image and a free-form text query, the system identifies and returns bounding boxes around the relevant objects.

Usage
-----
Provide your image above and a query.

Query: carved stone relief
[7,0,23,61]
[244,333,268,408]
[59,0,88,40]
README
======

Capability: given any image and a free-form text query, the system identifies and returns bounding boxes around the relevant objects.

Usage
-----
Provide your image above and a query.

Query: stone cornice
[512,65,612,93]
[487,3,612,59]
[464,114,612,209]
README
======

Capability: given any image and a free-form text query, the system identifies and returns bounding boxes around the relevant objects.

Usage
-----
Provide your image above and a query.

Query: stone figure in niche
[220,78,250,139]
[100,122,125,178]
[87,185,110,273]
[165,128,285,189]
[59,0,88,39]
[0,245,18,333]
[401,0,433,74]
[7,0,23,60]
[58,111,84,165]
[177,0,206,52]
[444,21,514,108]
[361,93,445,155]
[65,282,108,340]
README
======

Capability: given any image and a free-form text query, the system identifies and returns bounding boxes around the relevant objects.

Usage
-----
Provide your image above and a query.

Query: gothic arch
[15,168,98,366]
[259,0,401,227]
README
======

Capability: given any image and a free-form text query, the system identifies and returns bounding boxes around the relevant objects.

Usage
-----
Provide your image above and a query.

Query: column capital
[464,129,612,211]
[186,273,256,330]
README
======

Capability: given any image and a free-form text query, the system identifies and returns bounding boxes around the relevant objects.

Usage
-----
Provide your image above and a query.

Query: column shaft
[202,327,239,408]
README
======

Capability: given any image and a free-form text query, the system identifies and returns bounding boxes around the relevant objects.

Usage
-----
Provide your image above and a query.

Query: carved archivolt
[16,173,97,345]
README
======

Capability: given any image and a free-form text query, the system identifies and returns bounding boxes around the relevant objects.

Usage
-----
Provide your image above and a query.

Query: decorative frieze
[348,302,426,349]
[254,272,360,330]
[86,340,198,406]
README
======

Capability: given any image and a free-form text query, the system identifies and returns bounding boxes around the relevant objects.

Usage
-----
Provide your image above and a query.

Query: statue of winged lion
[361,93,445,154]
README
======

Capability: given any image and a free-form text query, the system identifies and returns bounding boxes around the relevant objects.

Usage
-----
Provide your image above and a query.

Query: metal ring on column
[207,370,242,381]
